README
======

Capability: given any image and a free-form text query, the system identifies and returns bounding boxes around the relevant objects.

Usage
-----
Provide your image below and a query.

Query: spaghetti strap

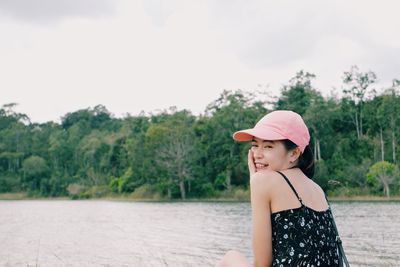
[276,171,304,206]
[323,191,332,208]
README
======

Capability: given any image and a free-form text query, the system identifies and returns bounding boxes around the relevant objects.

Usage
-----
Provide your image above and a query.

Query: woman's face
[250,137,296,172]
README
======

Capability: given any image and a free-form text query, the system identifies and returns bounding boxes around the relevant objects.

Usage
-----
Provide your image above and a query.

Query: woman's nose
[253,147,263,158]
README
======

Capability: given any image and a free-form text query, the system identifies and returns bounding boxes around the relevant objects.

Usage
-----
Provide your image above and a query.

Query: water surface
[0,200,399,266]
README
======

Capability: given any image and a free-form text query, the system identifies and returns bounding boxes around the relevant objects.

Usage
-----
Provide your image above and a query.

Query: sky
[1,0,399,123]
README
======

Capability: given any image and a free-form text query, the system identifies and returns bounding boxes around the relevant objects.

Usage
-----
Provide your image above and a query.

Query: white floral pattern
[271,171,341,267]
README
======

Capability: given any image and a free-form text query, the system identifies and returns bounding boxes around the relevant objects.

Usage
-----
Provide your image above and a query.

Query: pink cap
[232,110,310,153]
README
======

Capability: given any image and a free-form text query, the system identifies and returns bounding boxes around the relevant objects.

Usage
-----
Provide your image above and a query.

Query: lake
[0,200,399,266]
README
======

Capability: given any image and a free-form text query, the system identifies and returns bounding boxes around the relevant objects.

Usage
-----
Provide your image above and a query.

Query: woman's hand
[248,149,256,179]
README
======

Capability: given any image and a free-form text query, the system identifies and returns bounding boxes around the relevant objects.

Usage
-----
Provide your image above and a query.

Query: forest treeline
[1,66,400,200]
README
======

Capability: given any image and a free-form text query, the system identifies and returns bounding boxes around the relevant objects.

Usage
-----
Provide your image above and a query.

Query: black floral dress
[271,171,340,267]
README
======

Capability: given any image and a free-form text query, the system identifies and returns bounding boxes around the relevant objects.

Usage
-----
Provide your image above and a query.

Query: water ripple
[0,200,398,266]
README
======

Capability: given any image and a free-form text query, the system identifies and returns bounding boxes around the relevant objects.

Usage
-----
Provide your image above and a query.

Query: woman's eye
[251,144,257,147]
[264,146,273,148]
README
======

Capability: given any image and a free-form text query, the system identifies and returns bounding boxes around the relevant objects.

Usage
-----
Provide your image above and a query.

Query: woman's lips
[255,163,268,169]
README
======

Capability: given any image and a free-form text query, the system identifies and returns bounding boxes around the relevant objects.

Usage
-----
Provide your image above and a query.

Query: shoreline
[1,192,400,202]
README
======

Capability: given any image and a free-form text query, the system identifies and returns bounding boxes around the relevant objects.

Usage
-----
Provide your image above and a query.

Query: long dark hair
[282,139,314,179]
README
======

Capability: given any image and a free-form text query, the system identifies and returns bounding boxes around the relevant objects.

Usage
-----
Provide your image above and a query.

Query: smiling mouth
[255,163,268,169]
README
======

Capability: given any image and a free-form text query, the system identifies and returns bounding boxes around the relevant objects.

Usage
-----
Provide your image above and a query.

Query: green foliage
[21,155,50,192]
[327,185,372,197]
[0,174,20,192]
[214,172,227,190]
[1,67,400,199]
[130,184,162,200]
[275,70,318,116]
[313,160,330,190]
[67,183,86,199]
[109,167,136,193]
[367,161,399,196]
[83,185,111,198]
[194,182,216,198]
[217,186,250,201]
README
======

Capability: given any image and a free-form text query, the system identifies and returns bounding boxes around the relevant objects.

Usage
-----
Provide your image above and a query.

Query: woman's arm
[250,172,273,267]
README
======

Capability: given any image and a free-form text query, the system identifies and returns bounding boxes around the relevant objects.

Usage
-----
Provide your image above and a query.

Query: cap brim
[232,128,286,141]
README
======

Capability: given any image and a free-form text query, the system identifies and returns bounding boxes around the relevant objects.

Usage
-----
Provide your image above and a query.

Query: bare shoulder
[307,178,329,206]
[309,179,326,196]
[250,170,283,194]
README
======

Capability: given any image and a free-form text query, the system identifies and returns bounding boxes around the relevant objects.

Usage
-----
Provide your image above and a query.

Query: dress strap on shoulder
[323,191,331,208]
[276,171,304,206]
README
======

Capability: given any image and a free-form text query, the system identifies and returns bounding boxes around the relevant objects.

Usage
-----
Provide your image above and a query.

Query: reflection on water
[0,200,399,266]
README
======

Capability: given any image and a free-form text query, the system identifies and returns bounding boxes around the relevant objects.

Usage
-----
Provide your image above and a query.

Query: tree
[120,114,151,191]
[367,161,399,197]
[21,155,50,192]
[275,70,332,161]
[275,70,317,115]
[145,108,197,199]
[303,92,334,161]
[342,65,377,139]
[1,103,30,124]
[77,131,110,186]
[377,86,400,163]
[203,89,266,190]
[2,68,400,199]
[61,105,112,130]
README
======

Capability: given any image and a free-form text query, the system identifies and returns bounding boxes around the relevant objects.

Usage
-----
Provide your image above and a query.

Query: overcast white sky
[1,0,399,123]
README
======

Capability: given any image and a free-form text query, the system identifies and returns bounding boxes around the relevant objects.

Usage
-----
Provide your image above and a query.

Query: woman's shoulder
[249,170,283,202]
[250,170,283,191]
[307,177,326,197]
[251,169,326,199]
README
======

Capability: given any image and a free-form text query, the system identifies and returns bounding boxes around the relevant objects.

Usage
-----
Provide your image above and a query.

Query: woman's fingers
[247,149,256,177]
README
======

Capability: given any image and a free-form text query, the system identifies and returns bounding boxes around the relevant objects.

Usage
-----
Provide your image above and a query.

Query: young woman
[215,110,342,267]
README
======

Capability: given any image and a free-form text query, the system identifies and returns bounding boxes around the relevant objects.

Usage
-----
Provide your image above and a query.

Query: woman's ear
[289,147,301,163]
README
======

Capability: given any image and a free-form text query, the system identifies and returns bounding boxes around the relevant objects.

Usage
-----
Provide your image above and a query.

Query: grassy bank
[328,195,400,202]
[0,192,243,202]
[1,191,400,202]
[0,192,70,200]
